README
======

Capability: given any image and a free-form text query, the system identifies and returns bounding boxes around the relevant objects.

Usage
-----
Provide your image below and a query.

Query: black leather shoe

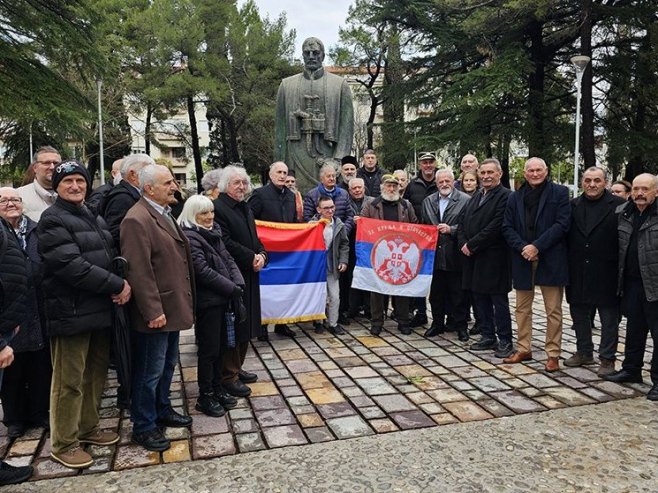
[398,324,412,335]
[156,408,193,428]
[224,379,252,397]
[214,390,238,409]
[470,338,497,351]
[469,322,481,336]
[0,461,33,486]
[195,393,225,417]
[132,429,170,452]
[457,329,469,342]
[337,314,351,325]
[327,324,345,335]
[257,333,269,342]
[7,424,25,439]
[238,370,258,383]
[274,324,296,338]
[603,369,643,384]
[409,313,428,327]
[370,325,383,336]
[424,324,445,337]
[647,384,658,401]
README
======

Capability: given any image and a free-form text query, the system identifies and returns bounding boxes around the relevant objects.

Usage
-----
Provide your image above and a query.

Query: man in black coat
[458,158,514,359]
[356,149,385,197]
[214,165,268,398]
[249,161,297,339]
[565,167,625,376]
[0,218,34,485]
[37,160,131,469]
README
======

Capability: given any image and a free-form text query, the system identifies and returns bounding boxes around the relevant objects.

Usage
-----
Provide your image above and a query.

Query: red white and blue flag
[256,220,327,324]
[352,218,438,297]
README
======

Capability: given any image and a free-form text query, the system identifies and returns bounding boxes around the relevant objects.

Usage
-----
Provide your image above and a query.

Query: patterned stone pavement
[0,293,653,484]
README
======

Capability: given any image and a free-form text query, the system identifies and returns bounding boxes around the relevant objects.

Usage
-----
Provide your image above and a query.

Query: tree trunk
[187,95,203,193]
[526,19,546,160]
[580,0,595,168]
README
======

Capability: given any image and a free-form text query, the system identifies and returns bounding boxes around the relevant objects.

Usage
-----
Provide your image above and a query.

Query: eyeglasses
[229,180,249,187]
[319,205,335,210]
[37,160,61,166]
[0,197,22,206]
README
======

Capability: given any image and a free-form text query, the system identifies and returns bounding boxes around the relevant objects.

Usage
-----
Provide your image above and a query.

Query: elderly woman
[0,187,51,438]
[213,165,267,397]
[178,195,243,416]
[201,169,223,200]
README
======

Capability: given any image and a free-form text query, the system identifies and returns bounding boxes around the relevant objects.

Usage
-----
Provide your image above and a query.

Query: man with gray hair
[121,164,195,452]
[249,161,297,339]
[102,153,155,246]
[303,163,354,234]
[86,158,124,215]
[17,145,61,221]
[275,37,354,193]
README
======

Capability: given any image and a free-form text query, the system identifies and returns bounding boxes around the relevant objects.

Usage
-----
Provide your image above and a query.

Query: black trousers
[621,277,658,384]
[1,347,51,426]
[429,269,468,330]
[196,305,226,395]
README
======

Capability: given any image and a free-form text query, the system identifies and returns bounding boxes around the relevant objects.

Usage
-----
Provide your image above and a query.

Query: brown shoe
[545,356,560,372]
[503,351,532,364]
[51,446,93,469]
[597,358,616,377]
[79,429,119,446]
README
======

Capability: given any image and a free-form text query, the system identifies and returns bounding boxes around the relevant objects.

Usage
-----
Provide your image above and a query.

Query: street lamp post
[97,78,105,185]
[570,55,590,198]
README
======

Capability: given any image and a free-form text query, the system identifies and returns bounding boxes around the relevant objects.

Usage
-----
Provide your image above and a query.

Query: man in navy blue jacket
[502,157,571,372]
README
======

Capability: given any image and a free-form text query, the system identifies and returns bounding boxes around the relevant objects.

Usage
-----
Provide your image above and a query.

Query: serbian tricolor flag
[256,220,327,324]
[352,217,438,297]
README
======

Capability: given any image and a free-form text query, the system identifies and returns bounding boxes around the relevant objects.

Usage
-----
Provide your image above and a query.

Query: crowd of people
[0,145,656,486]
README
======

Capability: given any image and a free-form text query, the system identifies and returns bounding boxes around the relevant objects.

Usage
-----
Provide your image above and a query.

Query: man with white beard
[360,174,417,336]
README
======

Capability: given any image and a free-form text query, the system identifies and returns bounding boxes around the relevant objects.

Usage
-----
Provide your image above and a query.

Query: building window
[171,147,186,159]
[174,173,187,184]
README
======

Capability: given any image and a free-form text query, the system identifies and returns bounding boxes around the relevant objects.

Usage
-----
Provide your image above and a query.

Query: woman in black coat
[179,195,245,417]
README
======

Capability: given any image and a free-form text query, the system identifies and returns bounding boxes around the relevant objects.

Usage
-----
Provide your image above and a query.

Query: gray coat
[311,215,349,273]
[422,189,471,272]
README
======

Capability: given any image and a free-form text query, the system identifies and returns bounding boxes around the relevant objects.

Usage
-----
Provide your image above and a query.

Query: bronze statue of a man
[275,37,354,193]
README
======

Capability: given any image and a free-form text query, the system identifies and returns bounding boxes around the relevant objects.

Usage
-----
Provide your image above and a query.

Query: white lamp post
[97,78,105,185]
[571,55,590,198]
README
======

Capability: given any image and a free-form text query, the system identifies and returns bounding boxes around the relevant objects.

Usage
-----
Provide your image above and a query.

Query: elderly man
[393,169,409,196]
[275,37,354,193]
[362,174,418,335]
[86,158,124,214]
[38,160,130,469]
[214,166,267,397]
[284,170,304,221]
[17,145,60,221]
[565,167,626,376]
[303,163,354,234]
[459,158,514,359]
[249,161,297,339]
[356,150,385,197]
[405,152,439,327]
[604,173,658,401]
[121,164,195,452]
[455,154,479,191]
[0,217,34,486]
[339,156,358,190]
[422,169,471,342]
[0,188,50,439]
[502,157,571,371]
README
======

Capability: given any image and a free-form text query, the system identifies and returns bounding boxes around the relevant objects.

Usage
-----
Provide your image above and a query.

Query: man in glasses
[17,146,61,221]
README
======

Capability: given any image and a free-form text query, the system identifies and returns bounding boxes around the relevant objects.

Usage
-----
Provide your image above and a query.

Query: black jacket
[37,198,124,337]
[183,224,244,310]
[101,180,141,247]
[356,167,386,197]
[249,182,297,223]
[0,219,27,351]
[405,174,438,219]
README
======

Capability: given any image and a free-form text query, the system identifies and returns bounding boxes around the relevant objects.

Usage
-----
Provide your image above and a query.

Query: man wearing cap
[339,156,358,191]
[361,174,417,335]
[404,152,439,327]
[357,149,386,197]
[37,160,131,469]
[17,145,61,221]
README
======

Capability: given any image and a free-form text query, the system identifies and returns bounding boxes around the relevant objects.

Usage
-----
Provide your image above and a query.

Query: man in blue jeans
[121,165,196,451]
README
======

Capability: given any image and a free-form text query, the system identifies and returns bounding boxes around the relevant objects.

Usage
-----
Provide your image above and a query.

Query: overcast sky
[239,0,354,62]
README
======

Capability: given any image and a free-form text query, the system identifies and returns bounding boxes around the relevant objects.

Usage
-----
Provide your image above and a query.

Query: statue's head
[302,37,325,72]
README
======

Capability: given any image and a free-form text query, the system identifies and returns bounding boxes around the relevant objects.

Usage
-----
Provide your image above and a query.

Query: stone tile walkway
[1,293,653,483]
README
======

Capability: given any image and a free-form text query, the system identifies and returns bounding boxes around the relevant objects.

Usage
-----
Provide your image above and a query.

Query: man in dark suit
[502,157,571,372]
[214,165,268,398]
[121,164,195,452]
[459,158,514,359]
[565,167,625,376]
[249,161,296,339]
